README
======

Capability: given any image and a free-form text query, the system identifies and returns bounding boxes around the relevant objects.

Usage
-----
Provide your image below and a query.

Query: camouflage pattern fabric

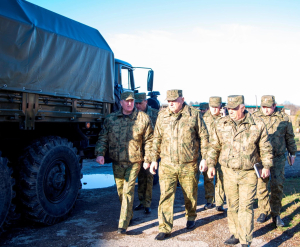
[253,108,297,216]
[209,96,222,107]
[206,110,273,245]
[95,107,153,230]
[113,162,141,229]
[165,89,182,101]
[222,166,257,245]
[137,167,153,207]
[206,111,273,170]
[134,92,146,103]
[146,105,159,126]
[137,105,158,207]
[227,95,244,109]
[158,162,198,233]
[261,95,275,107]
[95,107,153,164]
[152,102,209,233]
[121,90,135,100]
[214,163,225,206]
[202,110,223,204]
[152,103,209,164]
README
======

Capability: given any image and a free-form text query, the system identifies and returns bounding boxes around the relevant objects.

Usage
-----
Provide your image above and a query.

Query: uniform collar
[117,107,138,119]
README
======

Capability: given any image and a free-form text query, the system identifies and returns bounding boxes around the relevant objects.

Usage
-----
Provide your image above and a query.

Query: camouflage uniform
[202,96,225,207]
[95,91,153,230]
[152,89,209,233]
[253,96,297,217]
[206,95,273,245]
[135,93,159,208]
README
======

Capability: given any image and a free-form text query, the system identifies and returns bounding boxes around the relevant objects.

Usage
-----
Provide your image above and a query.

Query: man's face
[262,104,276,116]
[168,97,184,113]
[210,105,221,116]
[228,104,245,120]
[120,99,134,113]
[135,100,147,112]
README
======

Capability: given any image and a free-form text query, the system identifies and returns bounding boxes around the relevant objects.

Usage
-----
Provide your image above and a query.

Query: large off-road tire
[17,136,81,225]
[0,155,16,234]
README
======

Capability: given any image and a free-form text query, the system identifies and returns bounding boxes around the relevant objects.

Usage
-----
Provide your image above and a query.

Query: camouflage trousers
[158,162,198,233]
[112,162,141,229]
[196,170,214,204]
[203,170,214,204]
[257,154,286,216]
[215,163,225,206]
[222,166,257,245]
[137,167,153,207]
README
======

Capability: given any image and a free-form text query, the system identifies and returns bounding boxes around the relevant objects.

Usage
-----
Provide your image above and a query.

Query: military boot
[273,215,284,227]
[224,235,239,245]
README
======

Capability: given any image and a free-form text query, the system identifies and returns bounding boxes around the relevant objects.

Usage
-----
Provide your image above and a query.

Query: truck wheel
[17,137,81,225]
[0,156,16,233]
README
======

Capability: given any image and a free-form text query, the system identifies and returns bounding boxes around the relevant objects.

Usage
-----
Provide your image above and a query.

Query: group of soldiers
[95,90,297,247]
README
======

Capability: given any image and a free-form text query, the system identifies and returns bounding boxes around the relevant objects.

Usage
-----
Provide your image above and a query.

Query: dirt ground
[1,154,300,247]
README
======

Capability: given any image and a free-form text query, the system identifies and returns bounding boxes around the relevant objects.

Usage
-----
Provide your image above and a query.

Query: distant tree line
[277,101,300,115]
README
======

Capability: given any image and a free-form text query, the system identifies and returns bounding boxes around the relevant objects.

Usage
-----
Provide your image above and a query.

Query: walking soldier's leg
[203,170,214,204]
[257,176,270,215]
[158,163,178,233]
[270,155,285,217]
[238,169,257,245]
[215,163,225,206]
[178,163,198,221]
[118,163,141,229]
[222,166,239,238]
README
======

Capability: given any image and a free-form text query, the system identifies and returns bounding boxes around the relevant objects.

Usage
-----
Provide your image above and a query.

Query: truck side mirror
[147,70,154,92]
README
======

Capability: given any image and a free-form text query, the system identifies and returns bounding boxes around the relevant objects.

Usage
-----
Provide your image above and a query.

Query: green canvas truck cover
[0,0,115,103]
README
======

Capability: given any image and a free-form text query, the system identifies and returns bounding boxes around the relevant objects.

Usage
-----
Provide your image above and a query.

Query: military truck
[0,0,159,232]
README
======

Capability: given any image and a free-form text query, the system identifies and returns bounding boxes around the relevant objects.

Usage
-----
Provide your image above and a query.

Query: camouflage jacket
[206,112,273,170]
[202,110,222,136]
[95,107,153,164]
[145,106,159,126]
[252,108,297,156]
[151,103,209,164]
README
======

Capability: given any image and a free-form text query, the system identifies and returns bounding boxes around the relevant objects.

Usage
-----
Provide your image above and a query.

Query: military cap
[199,102,209,110]
[166,89,183,101]
[134,93,147,103]
[121,91,134,101]
[227,95,244,109]
[261,95,275,107]
[209,96,222,107]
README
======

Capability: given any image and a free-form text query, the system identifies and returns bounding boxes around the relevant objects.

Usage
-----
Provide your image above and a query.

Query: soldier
[202,96,225,211]
[134,92,159,214]
[95,91,153,234]
[199,102,209,116]
[206,95,273,247]
[254,95,297,227]
[149,89,209,240]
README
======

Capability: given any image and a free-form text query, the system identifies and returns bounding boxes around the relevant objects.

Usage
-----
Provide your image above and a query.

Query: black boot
[186,220,195,229]
[144,207,151,214]
[272,215,284,227]
[155,232,171,240]
[224,235,239,245]
[134,203,144,211]
[257,213,267,223]
[204,203,214,210]
[215,205,225,212]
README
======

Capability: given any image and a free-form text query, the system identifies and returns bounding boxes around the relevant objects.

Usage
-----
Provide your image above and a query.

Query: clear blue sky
[27,0,300,105]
